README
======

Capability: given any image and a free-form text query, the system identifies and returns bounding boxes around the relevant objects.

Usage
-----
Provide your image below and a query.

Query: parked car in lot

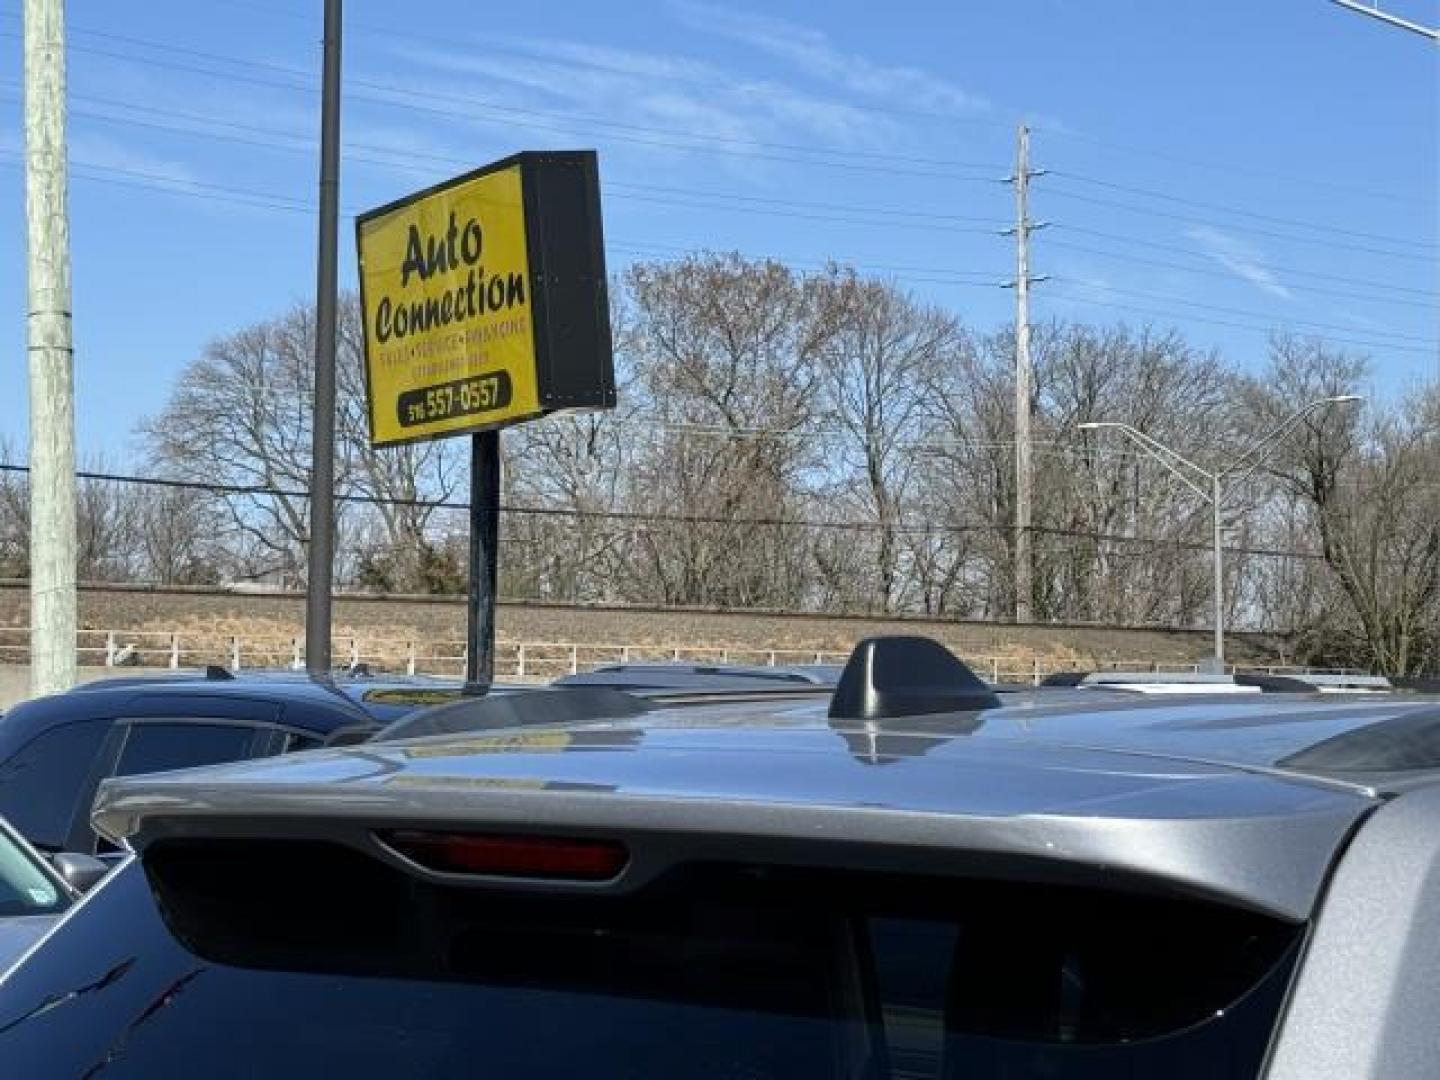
[1,635,1436,1077]
[0,816,100,977]
[0,669,473,858]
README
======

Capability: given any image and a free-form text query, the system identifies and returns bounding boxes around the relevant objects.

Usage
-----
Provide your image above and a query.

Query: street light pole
[1080,394,1361,672]
[1212,473,1224,670]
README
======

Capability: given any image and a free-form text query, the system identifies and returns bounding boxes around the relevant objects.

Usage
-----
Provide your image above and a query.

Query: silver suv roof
[93,689,1440,923]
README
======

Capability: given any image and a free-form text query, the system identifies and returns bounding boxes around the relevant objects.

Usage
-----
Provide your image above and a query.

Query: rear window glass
[113,723,256,777]
[0,841,1302,1079]
[0,719,107,850]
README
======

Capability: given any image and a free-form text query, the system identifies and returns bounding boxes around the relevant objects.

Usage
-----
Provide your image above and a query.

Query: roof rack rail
[829,636,1000,721]
[371,687,651,743]
[1233,673,1319,693]
[203,665,235,681]
[1079,672,1258,693]
[1075,671,1393,695]
[1280,674,1391,693]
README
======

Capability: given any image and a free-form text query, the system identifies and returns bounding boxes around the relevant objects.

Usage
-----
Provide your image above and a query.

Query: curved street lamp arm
[1082,422,1214,501]
[1218,397,1361,486]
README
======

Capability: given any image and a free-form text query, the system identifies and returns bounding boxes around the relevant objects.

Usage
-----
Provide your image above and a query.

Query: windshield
[0,841,1302,1078]
[0,829,66,917]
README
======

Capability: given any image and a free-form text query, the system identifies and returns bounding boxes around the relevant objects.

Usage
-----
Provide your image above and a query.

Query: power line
[60,0,1438,212]
[0,462,1330,559]
[172,0,1439,215]
[0,23,1009,180]
[15,83,1431,312]
[0,124,1430,358]
[0,155,316,215]
[0,150,315,211]
[54,29,1425,260]
[0,85,1017,235]
[597,189,1004,236]
[1050,170,1436,251]
[202,0,1017,134]
[0,152,1429,358]
[1051,277,1437,346]
[1037,125,1434,207]
[606,242,1004,286]
[1042,186,1437,263]
[1057,225,1437,297]
[16,91,1438,302]
[0,153,1019,294]
[606,181,1005,227]
[1045,237,1436,310]
[1045,285,1436,354]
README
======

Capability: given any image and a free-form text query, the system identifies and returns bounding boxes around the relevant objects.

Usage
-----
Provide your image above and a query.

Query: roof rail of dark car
[368,637,1000,742]
[370,686,653,743]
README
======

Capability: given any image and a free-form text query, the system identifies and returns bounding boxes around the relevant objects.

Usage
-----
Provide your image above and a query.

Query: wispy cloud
[1186,225,1292,300]
[1333,308,1386,332]
[382,38,902,157]
[69,135,201,187]
[670,0,989,114]
[1053,269,1119,308]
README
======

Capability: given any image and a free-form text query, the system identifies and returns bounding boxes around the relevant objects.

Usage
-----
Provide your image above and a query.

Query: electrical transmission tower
[1004,123,1049,624]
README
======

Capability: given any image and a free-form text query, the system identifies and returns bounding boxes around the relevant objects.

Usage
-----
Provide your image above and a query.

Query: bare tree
[0,437,28,579]
[618,254,831,608]
[813,271,959,611]
[143,304,322,583]
[500,288,640,602]
[143,295,459,590]
[74,465,140,582]
[336,297,464,592]
[1043,323,1240,626]
[133,484,224,586]
[1248,336,1440,674]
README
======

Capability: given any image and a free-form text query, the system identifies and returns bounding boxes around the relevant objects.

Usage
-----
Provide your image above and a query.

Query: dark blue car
[0,669,471,856]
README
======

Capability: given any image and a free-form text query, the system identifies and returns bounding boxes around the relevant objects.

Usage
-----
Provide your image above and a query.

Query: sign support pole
[465,429,501,692]
[305,0,342,676]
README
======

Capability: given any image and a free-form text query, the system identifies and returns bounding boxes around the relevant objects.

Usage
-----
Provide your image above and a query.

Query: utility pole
[24,0,77,696]
[305,0,341,676]
[1005,123,1047,624]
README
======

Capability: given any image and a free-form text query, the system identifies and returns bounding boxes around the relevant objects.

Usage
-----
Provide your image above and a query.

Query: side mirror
[50,852,109,893]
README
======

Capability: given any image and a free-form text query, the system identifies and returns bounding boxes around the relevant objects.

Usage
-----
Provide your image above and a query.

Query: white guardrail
[0,626,1364,685]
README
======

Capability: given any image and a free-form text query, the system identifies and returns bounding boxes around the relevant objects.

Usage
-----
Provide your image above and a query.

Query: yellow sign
[357,151,615,448]
[358,165,540,444]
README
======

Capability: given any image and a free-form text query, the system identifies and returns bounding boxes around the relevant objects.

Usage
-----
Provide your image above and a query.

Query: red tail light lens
[379,830,629,881]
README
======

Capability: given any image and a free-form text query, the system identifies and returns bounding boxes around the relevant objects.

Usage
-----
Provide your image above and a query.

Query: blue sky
[0,0,1436,457]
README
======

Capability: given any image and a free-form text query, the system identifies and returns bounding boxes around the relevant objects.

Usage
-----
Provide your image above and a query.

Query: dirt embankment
[0,581,1288,676]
